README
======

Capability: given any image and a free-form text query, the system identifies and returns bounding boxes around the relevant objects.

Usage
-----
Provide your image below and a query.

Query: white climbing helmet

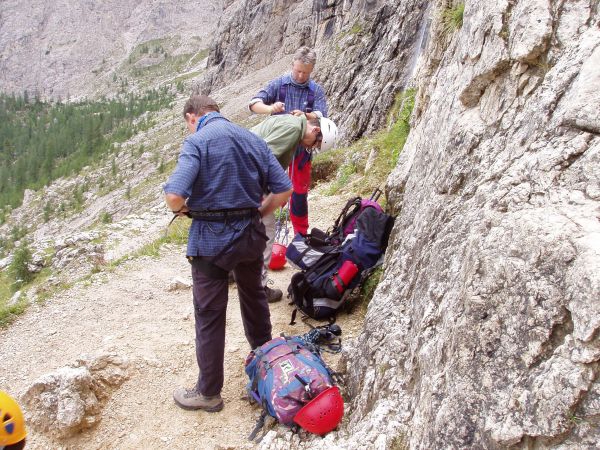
[318,117,338,152]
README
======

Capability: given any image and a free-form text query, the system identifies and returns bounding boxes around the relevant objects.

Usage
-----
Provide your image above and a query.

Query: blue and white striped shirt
[164,113,292,257]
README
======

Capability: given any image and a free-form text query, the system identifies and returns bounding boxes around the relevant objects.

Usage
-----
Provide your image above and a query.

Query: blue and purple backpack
[245,336,334,436]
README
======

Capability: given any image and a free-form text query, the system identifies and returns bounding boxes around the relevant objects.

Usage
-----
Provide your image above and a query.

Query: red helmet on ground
[293,386,344,435]
[269,243,287,270]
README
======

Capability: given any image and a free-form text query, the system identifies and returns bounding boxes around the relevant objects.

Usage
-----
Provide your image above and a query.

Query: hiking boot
[173,387,224,412]
[265,285,283,303]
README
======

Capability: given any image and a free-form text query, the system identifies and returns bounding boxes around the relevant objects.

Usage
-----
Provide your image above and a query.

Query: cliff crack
[529,307,574,370]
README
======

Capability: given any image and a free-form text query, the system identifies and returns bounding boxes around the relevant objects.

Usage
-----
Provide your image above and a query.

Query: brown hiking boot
[173,387,224,412]
[265,285,283,303]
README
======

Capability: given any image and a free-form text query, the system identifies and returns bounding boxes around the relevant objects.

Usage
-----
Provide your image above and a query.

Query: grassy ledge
[313,88,416,197]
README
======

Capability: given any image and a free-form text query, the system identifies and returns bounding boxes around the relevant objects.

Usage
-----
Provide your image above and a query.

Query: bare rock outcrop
[0,0,223,99]
[21,353,129,439]
[344,1,599,449]
[167,276,192,291]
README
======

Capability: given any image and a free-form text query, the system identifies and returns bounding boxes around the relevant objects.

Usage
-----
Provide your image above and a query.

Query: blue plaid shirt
[250,74,328,117]
[164,113,292,257]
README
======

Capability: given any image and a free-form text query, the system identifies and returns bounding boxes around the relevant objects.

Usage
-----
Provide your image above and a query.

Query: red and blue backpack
[244,332,343,440]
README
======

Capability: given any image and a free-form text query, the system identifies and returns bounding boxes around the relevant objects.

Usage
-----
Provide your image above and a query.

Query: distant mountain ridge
[0,0,223,99]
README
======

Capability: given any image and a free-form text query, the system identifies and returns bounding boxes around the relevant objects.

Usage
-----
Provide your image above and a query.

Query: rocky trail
[0,192,365,449]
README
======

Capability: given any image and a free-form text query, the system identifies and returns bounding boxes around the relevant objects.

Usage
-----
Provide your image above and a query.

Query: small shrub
[0,299,27,328]
[350,23,363,35]
[100,211,113,224]
[442,2,465,33]
[10,225,27,242]
[390,434,409,450]
[43,202,52,222]
[9,241,34,287]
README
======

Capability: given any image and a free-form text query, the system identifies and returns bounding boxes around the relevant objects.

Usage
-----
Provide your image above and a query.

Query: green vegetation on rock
[8,241,34,288]
[441,2,465,33]
[313,88,416,196]
[119,37,207,90]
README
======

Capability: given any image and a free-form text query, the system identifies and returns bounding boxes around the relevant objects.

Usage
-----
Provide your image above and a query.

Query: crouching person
[164,95,292,412]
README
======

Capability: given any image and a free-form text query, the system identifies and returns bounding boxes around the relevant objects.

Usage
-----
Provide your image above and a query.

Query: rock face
[20,353,129,439]
[355,1,599,449]
[0,0,223,98]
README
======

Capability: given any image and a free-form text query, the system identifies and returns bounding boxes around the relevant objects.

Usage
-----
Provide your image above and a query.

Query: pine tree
[9,241,34,285]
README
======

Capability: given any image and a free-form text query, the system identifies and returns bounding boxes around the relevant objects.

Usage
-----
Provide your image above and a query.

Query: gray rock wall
[360,0,600,448]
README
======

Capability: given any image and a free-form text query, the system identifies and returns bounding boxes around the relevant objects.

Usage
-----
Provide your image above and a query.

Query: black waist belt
[187,208,258,222]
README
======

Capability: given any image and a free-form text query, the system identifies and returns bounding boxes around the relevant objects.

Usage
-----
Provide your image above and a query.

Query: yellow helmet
[0,390,27,447]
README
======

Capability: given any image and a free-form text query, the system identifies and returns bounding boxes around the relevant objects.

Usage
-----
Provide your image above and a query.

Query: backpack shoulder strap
[278,82,288,104]
[329,197,362,239]
[248,410,268,441]
[305,81,316,113]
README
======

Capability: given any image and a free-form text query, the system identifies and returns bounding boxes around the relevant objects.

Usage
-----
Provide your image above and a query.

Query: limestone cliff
[374,1,600,448]
[202,0,600,449]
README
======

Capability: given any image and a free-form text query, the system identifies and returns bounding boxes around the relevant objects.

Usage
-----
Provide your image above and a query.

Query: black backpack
[286,193,395,324]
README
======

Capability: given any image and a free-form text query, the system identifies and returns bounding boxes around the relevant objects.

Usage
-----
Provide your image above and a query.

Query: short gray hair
[293,46,317,66]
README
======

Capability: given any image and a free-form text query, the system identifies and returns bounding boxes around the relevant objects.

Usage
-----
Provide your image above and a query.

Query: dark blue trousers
[190,221,272,397]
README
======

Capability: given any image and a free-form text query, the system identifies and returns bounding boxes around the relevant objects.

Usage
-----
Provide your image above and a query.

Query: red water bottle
[332,260,359,293]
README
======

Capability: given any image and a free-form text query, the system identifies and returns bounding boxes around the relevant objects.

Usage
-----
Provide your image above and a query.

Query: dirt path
[0,192,364,449]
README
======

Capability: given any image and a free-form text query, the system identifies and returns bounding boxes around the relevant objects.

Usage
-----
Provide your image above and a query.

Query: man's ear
[312,126,321,135]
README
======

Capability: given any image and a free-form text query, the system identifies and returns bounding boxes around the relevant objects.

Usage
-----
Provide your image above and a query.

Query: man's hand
[259,189,293,218]
[270,102,285,114]
[172,204,190,217]
[292,110,316,120]
[165,193,188,216]
[250,101,285,115]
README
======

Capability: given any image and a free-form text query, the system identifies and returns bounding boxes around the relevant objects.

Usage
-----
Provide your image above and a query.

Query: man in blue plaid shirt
[164,95,292,412]
[249,46,328,238]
